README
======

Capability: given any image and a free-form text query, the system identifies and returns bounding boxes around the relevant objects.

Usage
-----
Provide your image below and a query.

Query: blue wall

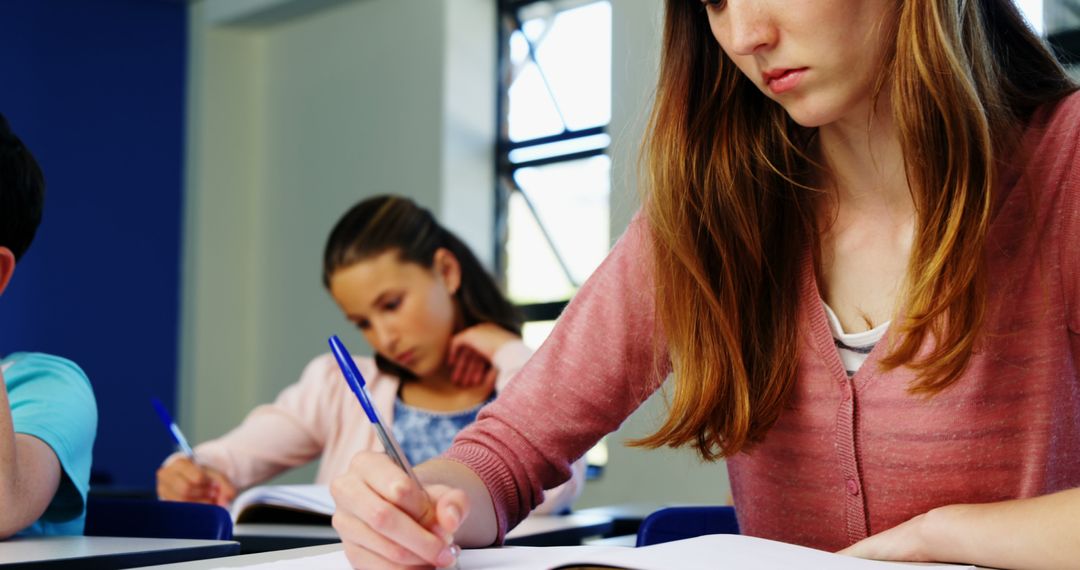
[0,0,187,489]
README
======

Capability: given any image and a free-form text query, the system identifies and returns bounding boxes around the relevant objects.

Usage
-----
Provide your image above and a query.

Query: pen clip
[328,335,381,424]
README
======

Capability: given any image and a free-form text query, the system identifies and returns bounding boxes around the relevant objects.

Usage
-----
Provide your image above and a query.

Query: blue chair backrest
[84,496,234,541]
[636,505,739,547]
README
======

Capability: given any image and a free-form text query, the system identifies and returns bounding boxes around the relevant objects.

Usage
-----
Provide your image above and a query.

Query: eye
[382,297,402,312]
[699,0,725,9]
[354,319,371,331]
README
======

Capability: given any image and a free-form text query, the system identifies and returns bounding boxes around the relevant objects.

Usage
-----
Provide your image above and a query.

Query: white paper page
[229,484,335,521]
[207,535,977,569]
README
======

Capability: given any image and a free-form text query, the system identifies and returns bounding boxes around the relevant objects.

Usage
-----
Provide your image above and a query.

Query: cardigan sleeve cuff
[441,442,526,545]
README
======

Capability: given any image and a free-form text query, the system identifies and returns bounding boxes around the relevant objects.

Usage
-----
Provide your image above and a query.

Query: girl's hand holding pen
[156,457,236,507]
[332,452,467,570]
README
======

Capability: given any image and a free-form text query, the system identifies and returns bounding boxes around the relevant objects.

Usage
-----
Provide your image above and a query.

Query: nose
[369,319,399,354]
[724,0,777,56]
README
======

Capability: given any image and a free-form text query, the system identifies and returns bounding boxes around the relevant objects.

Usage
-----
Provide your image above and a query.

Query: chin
[769,92,850,129]
[782,106,842,129]
[405,359,438,378]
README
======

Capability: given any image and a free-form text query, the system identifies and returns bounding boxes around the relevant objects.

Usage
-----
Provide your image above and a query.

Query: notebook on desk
[230,484,334,525]
[206,534,978,569]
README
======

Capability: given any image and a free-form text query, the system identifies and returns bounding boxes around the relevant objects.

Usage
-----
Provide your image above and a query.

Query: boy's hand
[156,457,236,507]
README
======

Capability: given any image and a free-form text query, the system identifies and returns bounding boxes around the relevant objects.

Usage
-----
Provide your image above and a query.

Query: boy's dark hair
[0,113,45,261]
[323,195,523,379]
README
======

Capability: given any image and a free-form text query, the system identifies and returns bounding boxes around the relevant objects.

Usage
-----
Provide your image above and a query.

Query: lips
[395,349,417,366]
[762,67,808,95]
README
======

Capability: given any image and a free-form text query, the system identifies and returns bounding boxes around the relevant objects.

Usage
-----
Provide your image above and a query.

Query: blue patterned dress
[392,393,496,466]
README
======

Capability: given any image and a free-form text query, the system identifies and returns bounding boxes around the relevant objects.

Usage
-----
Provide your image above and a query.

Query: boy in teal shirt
[0,113,97,537]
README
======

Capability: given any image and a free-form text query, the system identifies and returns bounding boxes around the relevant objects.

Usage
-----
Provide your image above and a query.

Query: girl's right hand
[331,452,468,569]
[448,323,519,387]
[156,457,236,507]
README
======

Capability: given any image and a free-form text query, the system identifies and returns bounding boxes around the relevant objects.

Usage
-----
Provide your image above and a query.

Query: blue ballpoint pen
[328,335,419,482]
[328,335,462,569]
[151,397,196,459]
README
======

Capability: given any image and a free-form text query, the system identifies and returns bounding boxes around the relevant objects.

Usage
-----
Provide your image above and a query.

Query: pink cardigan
[186,341,585,515]
[444,91,1080,549]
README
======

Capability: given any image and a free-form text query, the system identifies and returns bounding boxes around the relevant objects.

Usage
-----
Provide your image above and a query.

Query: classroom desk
[0,536,239,570]
[125,540,999,570]
[571,503,662,537]
[232,524,336,554]
[232,511,615,553]
[505,511,614,546]
[130,543,342,569]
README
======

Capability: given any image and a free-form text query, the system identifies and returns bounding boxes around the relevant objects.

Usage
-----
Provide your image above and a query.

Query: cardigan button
[846,478,860,496]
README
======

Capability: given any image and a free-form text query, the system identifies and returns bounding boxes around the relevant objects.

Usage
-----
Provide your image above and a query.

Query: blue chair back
[636,505,739,547]
[85,496,234,541]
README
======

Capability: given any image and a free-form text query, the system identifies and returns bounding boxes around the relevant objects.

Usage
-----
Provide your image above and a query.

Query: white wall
[182,0,730,500]
[182,0,493,484]
[182,2,269,449]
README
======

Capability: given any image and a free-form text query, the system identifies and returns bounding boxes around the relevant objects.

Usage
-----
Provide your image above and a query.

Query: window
[1017,0,1044,34]
[496,0,613,478]
[1044,0,1080,69]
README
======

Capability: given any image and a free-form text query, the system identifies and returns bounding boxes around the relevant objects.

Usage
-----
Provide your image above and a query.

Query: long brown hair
[636,0,1077,460]
[323,195,523,379]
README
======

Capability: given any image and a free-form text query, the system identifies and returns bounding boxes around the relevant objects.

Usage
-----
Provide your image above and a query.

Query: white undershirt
[822,301,889,377]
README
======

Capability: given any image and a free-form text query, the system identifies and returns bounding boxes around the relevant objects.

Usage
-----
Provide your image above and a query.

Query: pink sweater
[186,341,585,515]
[444,91,1080,549]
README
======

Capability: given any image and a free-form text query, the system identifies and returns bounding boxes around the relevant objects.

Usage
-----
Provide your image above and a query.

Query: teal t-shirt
[2,352,97,536]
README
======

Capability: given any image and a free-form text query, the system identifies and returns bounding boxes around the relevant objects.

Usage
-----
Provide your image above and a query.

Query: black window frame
[494,0,612,323]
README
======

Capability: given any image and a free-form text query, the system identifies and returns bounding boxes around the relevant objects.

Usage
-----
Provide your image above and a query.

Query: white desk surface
[232,511,613,541]
[130,543,342,569]
[139,513,616,568]
[507,512,612,540]
[0,535,238,565]
[123,538,997,570]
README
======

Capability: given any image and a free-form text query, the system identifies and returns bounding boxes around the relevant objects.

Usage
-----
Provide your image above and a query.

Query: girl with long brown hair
[330,1,1080,568]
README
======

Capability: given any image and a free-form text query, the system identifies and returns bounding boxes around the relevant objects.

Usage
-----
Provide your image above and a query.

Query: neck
[817,92,912,217]
[401,364,494,412]
[414,366,458,392]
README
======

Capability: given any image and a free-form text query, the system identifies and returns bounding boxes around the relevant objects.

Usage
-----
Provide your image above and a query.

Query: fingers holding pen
[334,513,436,569]
[205,469,237,507]
[332,453,457,568]
[155,456,239,508]
[429,485,469,541]
[157,457,214,503]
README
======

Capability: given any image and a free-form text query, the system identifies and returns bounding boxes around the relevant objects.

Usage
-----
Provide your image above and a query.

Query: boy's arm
[0,371,63,539]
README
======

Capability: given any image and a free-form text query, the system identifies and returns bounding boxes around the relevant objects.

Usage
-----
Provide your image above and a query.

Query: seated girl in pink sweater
[155,195,584,514]
[328,1,1080,569]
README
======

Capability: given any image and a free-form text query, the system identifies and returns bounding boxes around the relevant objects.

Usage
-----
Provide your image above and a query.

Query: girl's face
[703,0,897,127]
[329,249,461,379]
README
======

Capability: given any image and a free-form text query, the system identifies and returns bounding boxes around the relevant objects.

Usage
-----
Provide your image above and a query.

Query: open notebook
[230,484,334,525]
[208,534,978,569]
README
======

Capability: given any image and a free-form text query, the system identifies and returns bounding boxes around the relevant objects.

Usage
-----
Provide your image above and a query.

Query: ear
[432,248,462,296]
[0,247,15,297]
